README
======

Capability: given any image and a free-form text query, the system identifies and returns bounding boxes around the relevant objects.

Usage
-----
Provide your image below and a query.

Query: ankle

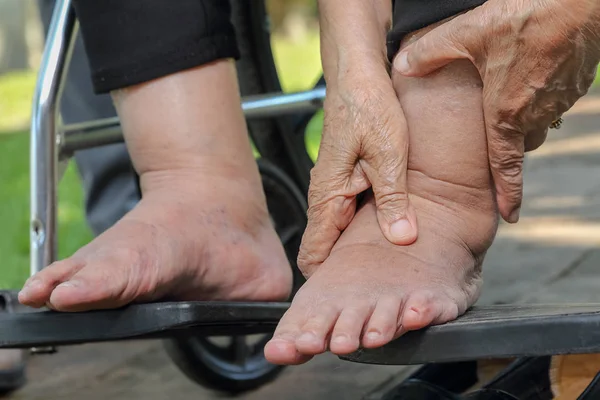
[138,161,262,194]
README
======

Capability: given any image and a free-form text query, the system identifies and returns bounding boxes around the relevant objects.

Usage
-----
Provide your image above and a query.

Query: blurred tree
[0,0,28,73]
[267,0,318,38]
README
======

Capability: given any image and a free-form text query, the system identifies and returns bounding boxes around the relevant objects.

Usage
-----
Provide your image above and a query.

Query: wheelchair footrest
[0,292,288,348]
[343,304,600,365]
[4,291,600,362]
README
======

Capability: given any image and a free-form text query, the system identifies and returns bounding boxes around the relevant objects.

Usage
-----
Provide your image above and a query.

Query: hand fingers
[298,162,366,277]
[524,127,549,152]
[361,111,417,246]
[371,177,418,246]
[393,12,476,77]
[485,115,526,223]
[298,194,357,277]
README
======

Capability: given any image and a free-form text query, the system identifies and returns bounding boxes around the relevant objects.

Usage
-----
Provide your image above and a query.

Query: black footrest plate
[342,304,600,365]
[0,300,288,348]
[4,295,600,363]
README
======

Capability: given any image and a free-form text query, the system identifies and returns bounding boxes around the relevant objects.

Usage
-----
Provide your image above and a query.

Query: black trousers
[72,0,487,94]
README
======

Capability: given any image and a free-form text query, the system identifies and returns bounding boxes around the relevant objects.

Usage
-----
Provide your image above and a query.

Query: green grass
[0,70,36,133]
[0,134,93,288]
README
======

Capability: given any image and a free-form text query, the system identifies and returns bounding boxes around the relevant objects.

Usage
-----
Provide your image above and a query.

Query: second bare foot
[19,61,292,311]
[19,165,293,311]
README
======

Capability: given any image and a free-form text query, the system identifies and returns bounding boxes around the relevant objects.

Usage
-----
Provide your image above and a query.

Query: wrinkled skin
[297,0,419,276]
[298,80,418,275]
[395,0,600,223]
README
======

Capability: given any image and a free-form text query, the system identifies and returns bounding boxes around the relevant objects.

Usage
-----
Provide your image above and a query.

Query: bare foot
[18,61,292,311]
[264,54,499,364]
[19,168,292,311]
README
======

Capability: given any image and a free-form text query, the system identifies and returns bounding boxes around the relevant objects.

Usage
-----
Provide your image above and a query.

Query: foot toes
[295,305,340,355]
[265,309,307,365]
[18,258,84,308]
[362,296,403,348]
[401,291,445,331]
[437,301,460,325]
[47,265,129,311]
[264,337,313,365]
[329,305,371,355]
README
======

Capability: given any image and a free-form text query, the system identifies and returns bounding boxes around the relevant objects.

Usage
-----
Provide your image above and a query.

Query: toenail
[332,334,351,344]
[56,281,79,289]
[269,338,292,351]
[18,286,32,299]
[366,331,381,341]
[297,332,318,343]
[19,280,42,298]
[23,278,39,289]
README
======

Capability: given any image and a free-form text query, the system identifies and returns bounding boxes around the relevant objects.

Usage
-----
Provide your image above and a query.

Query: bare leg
[19,60,292,310]
[265,34,498,364]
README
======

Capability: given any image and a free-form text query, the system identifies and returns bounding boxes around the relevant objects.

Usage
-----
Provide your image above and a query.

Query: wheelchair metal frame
[30,0,326,277]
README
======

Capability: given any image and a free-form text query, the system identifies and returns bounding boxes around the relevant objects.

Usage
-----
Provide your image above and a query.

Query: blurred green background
[0,1,599,290]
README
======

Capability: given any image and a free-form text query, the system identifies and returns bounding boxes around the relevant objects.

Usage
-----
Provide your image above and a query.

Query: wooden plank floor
[7,94,600,400]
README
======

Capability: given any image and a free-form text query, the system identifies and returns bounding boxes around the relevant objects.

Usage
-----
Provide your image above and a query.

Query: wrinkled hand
[395,0,600,222]
[298,79,418,276]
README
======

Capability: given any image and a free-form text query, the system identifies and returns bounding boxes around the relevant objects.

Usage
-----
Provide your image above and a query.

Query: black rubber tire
[164,159,307,394]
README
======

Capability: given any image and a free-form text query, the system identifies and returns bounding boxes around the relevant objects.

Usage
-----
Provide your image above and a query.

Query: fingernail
[508,208,521,223]
[390,219,415,241]
[366,331,381,341]
[394,51,411,73]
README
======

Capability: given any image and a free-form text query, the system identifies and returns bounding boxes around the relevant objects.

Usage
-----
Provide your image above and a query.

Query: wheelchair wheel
[164,159,307,394]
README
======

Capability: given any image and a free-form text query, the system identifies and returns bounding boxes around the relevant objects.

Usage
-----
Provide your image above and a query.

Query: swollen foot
[20,60,293,311]
[264,58,498,365]
[19,167,292,311]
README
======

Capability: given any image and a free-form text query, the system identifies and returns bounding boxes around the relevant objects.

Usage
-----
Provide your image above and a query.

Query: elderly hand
[297,0,418,276]
[394,0,600,223]
[297,75,418,276]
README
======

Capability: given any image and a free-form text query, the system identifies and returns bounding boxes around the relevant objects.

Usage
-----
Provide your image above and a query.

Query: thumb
[394,13,476,77]
[373,182,418,246]
[362,129,418,246]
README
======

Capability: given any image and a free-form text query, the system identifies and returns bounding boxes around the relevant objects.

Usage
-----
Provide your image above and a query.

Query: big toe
[18,258,83,308]
[47,264,131,312]
[265,303,324,365]
[264,337,312,365]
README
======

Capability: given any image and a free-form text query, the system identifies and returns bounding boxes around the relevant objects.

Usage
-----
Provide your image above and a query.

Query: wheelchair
[3,0,600,398]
